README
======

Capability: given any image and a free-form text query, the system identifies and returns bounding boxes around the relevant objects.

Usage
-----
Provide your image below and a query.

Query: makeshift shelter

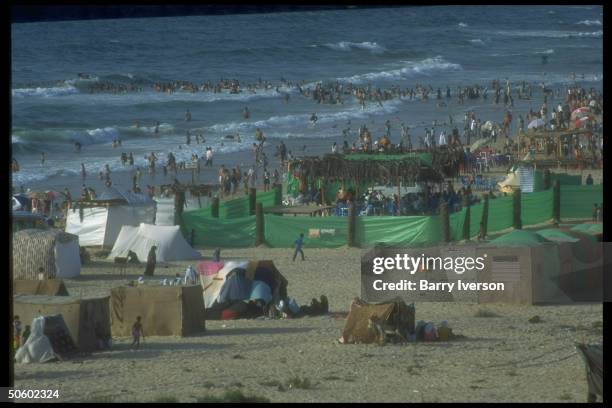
[571,223,603,238]
[13,294,111,352]
[340,298,415,344]
[479,230,571,304]
[110,285,205,336]
[65,187,156,247]
[14,279,69,296]
[15,315,77,363]
[534,229,603,301]
[198,260,288,315]
[286,150,461,203]
[12,229,81,280]
[108,223,201,262]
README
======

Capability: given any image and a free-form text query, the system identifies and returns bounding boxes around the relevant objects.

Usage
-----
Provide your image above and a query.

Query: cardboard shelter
[110,285,206,337]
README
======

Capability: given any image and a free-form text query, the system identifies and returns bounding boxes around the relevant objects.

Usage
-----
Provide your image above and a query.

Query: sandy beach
[14,247,602,403]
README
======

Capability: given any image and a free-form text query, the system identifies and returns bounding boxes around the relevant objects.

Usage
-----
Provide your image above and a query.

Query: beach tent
[479,230,574,304]
[14,294,111,352]
[14,279,69,296]
[340,298,415,345]
[108,223,201,262]
[571,223,603,237]
[198,260,288,310]
[65,187,155,247]
[12,229,81,280]
[110,285,205,337]
[15,315,76,363]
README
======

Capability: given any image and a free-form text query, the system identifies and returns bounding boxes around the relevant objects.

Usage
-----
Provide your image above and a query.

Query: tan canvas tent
[14,279,69,296]
[340,298,415,344]
[13,294,111,352]
[110,285,205,337]
[12,229,81,280]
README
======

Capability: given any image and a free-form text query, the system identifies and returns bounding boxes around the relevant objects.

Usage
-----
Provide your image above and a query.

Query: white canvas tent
[108,223,201,262]
[65,187,155,247]
[12,229,81,279]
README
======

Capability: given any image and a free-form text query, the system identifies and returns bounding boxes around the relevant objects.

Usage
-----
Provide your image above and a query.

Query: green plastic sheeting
[449,208,467,241]
[486,195,514,233]
[264,214,349,248]
[533,171,582,190]
[469,201,485,239]
[486,229,553,247]
[570,223,603,235]
[551,173,582,186]
[180,213,256,247]
[521,189,554,226]
[560,185,603,219]
[534,228,580,242]
[193,190,278,219]
[355,216,442,247]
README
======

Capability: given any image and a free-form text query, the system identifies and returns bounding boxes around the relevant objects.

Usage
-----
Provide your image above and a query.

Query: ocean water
[11,5,603,186]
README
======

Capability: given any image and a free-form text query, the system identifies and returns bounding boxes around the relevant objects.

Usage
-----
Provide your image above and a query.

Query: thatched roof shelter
[288,148,463,185]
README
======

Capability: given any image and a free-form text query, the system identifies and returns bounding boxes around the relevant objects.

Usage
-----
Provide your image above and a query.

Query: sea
[11,5,603,188]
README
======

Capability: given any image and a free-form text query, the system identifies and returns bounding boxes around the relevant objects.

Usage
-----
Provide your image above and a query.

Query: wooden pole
[347,202,356,247]
[513,188,522,230]
[211,196,220,218]
[255,203,264,246]
[553,180,561,223]
[249,188,257,215]
[396,180,401,216]
[440,202,450,243]
[481,193,489,237]
[462,194,471,240]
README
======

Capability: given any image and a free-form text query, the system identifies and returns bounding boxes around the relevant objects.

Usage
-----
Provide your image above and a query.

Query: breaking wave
[336,57,462,84]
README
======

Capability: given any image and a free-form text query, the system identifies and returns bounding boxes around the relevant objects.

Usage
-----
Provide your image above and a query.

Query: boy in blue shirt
[293,233,305,261]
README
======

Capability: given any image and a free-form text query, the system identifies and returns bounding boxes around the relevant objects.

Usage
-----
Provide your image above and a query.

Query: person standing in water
[80,163,87,179]
[185,109,192,122]
[154,121,160,135]
[40,152,45,166]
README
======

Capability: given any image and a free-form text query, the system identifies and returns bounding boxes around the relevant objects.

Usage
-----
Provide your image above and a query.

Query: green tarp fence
[521,189,554,226]
[264,214,349,248]
[486,195,514,234]
[469,201,485,239]
[449,208,467,241]
[180,213,256,248]
[181,185,599,248]
[355,216,442,247]
[560,185,603,219]
[193,190,278,219]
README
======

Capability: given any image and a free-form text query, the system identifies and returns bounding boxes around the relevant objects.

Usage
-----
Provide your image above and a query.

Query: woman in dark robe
[144,246,157,276]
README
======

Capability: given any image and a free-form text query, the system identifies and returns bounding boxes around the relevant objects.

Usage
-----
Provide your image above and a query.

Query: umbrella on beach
[575,115,595,129]
[527,118,545,129]
[571,107,591,120]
